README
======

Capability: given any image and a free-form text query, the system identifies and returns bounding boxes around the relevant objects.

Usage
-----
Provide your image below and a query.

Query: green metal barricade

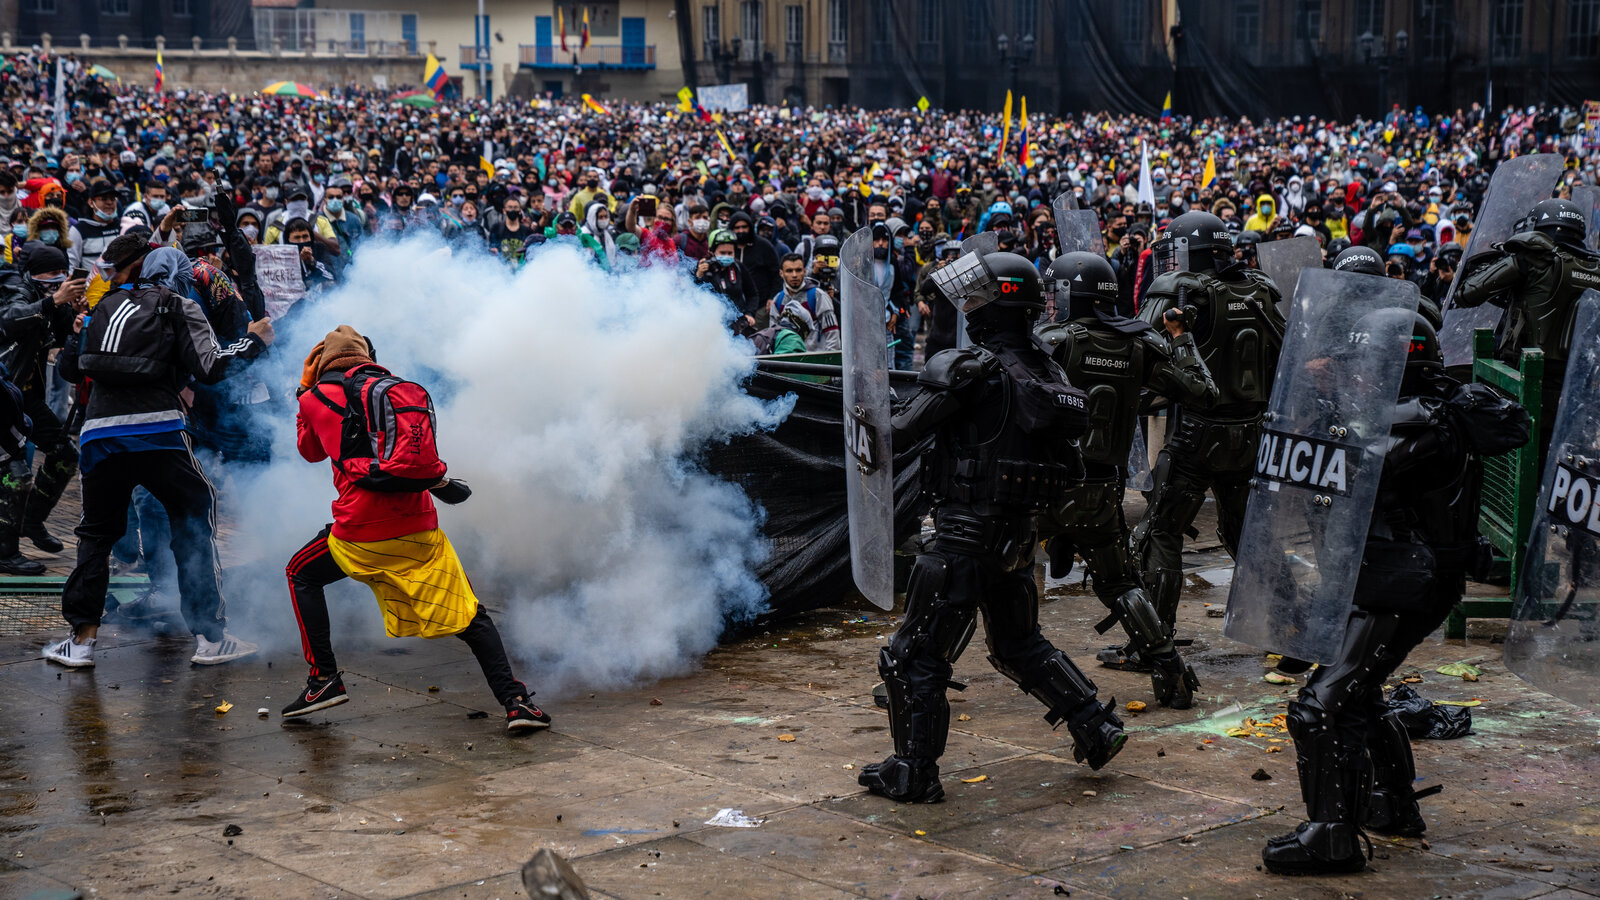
[1445,328,1543,638]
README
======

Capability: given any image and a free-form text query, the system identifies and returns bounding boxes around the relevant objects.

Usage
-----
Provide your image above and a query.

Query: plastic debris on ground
[705,808,764,828]
[214,701,233,714]
[1383,683,1474,739]
[961,775,987,784]
[1437,662,1483,681]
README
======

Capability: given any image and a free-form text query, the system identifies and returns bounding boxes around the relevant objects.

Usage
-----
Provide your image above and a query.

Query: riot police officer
[1454,197,1600,458]
[858,251,1126,804]
[1035,251,1218,709]
[1263,315,1529,875]
[1116,211,1286,669]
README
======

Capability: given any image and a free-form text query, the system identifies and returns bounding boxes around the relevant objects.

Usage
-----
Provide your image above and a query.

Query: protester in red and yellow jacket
[282,325,550,732]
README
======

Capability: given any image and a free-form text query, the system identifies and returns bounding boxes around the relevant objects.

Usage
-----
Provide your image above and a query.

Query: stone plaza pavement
[2,539,1599,899]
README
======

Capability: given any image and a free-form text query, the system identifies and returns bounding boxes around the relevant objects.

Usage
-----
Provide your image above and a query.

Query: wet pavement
[3,500,1599,899]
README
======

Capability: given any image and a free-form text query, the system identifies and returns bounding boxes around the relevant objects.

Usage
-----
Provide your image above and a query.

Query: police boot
[0,460,42,576]
[1064,698,1128,771]
[1263,702,1372,875]
[1149,652,1200,710]
[858,755,944,803]
[22,442,77,554]
[1094,643,1152,672]
[1365,709,1438,837]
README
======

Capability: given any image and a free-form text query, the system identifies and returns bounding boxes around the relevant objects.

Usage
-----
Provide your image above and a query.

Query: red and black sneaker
[505,696,552,733]
[282,672,350,718]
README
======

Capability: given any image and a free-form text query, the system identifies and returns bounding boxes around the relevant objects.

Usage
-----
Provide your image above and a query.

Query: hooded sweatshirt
[1243,194,1277,233]
[769,276,840,351]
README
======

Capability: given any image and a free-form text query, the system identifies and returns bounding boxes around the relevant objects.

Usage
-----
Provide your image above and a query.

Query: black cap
[88,179,118,198]
[870,221,890,239]
[285,183,311,202]
[22,242,68,275]
[556,211,578,226]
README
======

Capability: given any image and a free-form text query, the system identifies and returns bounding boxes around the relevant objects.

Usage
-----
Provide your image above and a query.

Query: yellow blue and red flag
[1018,96,1031,171]
[1161,91,1172,120]
[154,50,164,92]
[424,53,448,99]
[581,93,609,115]
[581,7,592,49]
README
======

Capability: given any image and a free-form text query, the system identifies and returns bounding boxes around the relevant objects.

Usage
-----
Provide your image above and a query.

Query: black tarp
[704,369,929,623]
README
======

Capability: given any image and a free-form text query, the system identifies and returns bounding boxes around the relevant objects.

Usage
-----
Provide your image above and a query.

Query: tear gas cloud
[226,239,793,694]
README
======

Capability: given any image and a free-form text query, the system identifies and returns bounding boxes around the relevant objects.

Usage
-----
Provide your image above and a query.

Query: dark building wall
[16,0,253,50]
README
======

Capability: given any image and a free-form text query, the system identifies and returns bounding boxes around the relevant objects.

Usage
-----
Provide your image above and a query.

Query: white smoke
[226,238,792,695]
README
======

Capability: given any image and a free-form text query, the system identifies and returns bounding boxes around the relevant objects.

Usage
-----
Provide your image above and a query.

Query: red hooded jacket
[297,381,438,542]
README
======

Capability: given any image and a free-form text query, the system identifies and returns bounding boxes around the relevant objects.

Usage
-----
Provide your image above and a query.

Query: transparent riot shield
[840,226,895,610]
[1256,235,1323,318]
[1573,185,1600,252]
[1052,194,1106,255]
[1505,290,1600,709]
[1439,154,1565,367]
[1223,267,1421,664]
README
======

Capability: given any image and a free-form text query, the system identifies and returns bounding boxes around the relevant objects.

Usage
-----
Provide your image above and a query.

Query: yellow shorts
[325,529,480,639]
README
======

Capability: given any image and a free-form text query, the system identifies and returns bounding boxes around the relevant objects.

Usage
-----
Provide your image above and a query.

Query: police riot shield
[840,226,895,610]
[1052,194,1106,255]
[1573,185,1600,252]
[1256,235,1322,317]
[1439,154,1565,367]
[1504,290,1600,709]
[1223,267,1421,664]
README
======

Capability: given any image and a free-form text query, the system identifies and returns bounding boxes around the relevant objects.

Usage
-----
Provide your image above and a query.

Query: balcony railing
[520,43,656,69]
[458,44,493,67]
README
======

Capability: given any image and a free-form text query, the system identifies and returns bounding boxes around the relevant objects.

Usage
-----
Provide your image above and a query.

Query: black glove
[215,191,238,234]
[429,478,472,505]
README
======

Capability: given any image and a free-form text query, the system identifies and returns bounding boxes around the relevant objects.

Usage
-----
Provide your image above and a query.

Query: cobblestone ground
[2,497,1597,899]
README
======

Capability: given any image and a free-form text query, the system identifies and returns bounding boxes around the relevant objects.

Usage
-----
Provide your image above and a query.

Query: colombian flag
[1161,91,1172,120]
[154,50,164,92]
[581,7,592,49]
[1018,96,1031,172]
[479,156,495,179]
[582,93,609,115]
[1201,149,1217,188]
[559,7,568,52]
[424,53,448,99]
[716,129,737,162]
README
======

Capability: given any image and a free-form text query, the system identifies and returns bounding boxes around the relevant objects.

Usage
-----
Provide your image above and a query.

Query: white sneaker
[43,635,95,668]
[191,633,259,665]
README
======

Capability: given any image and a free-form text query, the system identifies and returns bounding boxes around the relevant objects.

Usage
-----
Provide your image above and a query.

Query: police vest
[1039,320,1147,468]
[1152,269,1280,410]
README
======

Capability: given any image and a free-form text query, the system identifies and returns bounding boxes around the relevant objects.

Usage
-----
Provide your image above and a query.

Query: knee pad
[1111,589,1175,653]
[1286,697,1332,744]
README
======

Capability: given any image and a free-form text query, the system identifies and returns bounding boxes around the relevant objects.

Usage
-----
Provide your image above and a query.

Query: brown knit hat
[300,325,375,389]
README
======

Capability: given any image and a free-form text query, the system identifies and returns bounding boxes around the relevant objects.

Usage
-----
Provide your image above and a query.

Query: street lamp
[995,32,1035,102]
[1359,29,1409,119]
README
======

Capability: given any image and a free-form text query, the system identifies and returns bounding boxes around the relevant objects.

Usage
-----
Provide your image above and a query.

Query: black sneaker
[281,673,350,718]
[506,696,552,732]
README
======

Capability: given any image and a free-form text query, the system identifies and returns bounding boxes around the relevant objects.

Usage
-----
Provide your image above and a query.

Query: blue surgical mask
[714,255,735,266]
[10,225,26,239]
[154,171,170,183]
[40,229,60,244]
[326,198,344,213]
[66,171,82,184]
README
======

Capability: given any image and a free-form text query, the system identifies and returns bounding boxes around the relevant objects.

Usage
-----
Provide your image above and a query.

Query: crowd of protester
[2,44,1599,666]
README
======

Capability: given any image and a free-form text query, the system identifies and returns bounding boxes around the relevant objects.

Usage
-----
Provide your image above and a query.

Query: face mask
[734,230,751,245]
[10,225,26,239]
[691,219,709,235]
[148,199,167,215]
[286,200,310,219]
[714,255,735,266]
[451,195,465,206]
[326,198,344,214]
[40,229,60,244]
[313,173,326,186]
[66,171,82,184]
[505,209,521,221]
[421,152,434,161]
[241,224,259,241]
[263,187,279,201]
[893,237,904,250]
[595,219,610,230]
[872,246,889,260]
[154,172,170,184]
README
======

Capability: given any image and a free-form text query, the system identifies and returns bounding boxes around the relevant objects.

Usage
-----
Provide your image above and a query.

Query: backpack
[76,283,181,385]
[750,324,783,355]
[310,364,447,492]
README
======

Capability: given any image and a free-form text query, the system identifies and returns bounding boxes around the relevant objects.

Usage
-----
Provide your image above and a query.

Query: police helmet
[1408,313,1442,372]
[1046,251,1119,307]
[980,251,1045,311]
[1331,245,1385,276]
[1162,211,1233,256]
[1530,197,1586,245]
[1235,229,1263,248]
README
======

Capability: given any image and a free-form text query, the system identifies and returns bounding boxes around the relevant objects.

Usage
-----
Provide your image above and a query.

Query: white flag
[1136,140,1156,209]
[52,57,67,155]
